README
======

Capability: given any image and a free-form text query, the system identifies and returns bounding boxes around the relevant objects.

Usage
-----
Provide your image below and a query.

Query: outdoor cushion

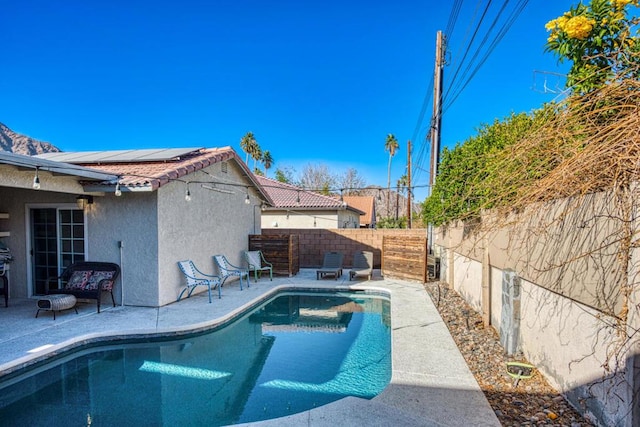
[85,271,115,291]
[246,251,261,268]
[46,261,120,314]
[66,270,92,290]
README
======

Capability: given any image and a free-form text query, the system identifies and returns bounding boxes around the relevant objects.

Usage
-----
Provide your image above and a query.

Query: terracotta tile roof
[342,196,376,226]
[66,147,251,192]
[255,175,362,212]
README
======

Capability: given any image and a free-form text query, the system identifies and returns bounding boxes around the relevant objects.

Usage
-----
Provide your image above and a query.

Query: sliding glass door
[31,207,86,295]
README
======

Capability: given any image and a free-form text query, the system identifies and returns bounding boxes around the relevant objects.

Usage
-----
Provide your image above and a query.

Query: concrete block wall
[262,228,427,268]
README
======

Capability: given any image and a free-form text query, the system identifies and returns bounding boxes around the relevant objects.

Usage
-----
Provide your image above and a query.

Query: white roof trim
[0,151,119,181]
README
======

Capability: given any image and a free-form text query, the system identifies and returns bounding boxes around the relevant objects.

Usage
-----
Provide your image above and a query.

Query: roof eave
[0,151,119,181]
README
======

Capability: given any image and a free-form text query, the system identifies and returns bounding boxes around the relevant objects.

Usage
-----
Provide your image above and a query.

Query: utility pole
[407,139,412,229]
[428,30,445,252]
[429,30,445,188]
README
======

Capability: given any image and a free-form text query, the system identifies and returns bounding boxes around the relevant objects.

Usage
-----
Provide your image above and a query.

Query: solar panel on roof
[35,148,203,164]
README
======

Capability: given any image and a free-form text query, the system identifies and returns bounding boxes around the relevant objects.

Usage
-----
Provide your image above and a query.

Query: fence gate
[382,235,428,283]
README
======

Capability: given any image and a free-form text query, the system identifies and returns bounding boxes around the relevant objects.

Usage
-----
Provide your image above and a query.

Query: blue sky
[1,0,576,200]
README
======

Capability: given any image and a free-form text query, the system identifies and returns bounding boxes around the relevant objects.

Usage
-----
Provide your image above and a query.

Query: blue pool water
[0,291,391,426]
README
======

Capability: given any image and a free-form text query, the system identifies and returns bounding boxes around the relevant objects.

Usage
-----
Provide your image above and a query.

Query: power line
[412,0,464,187]
[442,0,494,106]
[413,0,490,187]
[443,0,530,114]
[413,0,532,194]
[445,0,465,41]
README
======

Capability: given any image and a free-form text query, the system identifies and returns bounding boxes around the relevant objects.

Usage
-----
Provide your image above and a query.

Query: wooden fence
[382,235,429,283]
[248,234,300,277]
[256,228,431,282]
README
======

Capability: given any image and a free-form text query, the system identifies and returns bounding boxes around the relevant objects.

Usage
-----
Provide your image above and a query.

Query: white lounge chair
[213,255,249,290]
[244,250,273,282]
[177,260,221,303]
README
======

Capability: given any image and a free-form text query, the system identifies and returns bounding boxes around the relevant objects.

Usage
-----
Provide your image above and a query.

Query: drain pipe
[118,240,124,306]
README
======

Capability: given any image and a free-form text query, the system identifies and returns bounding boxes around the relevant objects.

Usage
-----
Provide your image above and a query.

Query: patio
[0,268,500,426]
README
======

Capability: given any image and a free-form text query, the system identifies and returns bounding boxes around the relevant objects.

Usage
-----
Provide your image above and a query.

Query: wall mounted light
[33,167,41,190]
[76,195,94,210]
[185,183,192,202]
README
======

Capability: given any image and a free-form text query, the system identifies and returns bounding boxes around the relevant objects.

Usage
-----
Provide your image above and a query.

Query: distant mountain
[359,186,422,220]
[0,123,61,155]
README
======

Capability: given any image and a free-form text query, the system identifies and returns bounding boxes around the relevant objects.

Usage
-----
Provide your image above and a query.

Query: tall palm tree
[240,132,256,165]
[262,150,273,176]
[251,146,263,172]
[385,134,399,217]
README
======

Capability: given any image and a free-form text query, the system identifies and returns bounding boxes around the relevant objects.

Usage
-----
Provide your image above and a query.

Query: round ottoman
[36,294,78,320]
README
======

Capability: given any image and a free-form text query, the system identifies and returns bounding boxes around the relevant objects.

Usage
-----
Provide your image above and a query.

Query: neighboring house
[0,147,271,307]
[342,196,376,228]
[255,176,364,229]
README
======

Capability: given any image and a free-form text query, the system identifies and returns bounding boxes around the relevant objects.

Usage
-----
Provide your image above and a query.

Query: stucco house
[342,195,376,228]
[0,147,271,307]
[255,176,364,229]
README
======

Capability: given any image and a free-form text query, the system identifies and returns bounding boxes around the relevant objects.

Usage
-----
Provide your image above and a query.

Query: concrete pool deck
[0,269,500,426]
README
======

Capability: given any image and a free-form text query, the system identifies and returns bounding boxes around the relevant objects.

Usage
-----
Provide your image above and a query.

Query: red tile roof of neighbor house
[342,195,376,227]
[255,175,364,213]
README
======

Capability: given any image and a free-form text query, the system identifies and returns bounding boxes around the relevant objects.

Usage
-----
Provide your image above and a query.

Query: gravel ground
[423,281,595,427]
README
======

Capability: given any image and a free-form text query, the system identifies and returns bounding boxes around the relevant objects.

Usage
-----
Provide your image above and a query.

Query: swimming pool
[0,291,391,426]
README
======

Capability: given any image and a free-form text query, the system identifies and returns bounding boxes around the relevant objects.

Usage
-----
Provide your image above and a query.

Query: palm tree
[262,150,273,176]
[385,134,399,217]
[240,132,256,165]
[251,145,263,172]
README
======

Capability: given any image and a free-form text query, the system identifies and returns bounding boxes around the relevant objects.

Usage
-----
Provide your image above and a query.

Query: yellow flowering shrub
[545,0,640,94]
[612,0,638,9]
[563,15,596,40]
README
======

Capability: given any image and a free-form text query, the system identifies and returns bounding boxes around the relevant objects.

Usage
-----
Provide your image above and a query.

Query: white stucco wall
[517,278,625,425]
[439,242,631,426]
[262,210,339,229]
[156,161,260,306]
[262,209,360,229]
[0,164,87,194]
[489,266,502,329]
[87,191,159,307]
[452,252,483,313]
